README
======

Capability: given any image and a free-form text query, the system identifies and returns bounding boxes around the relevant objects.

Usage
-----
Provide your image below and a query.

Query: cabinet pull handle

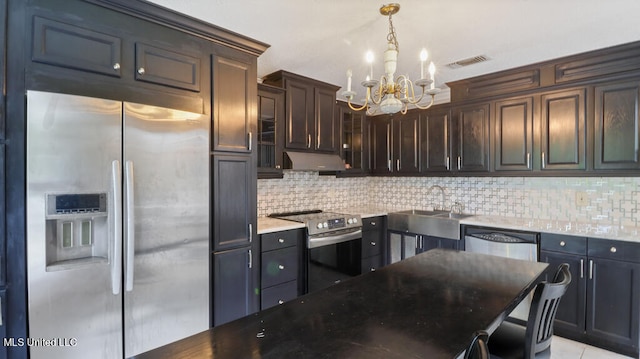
[113,63,121,71]
[388,160,392,172]
[580,259,584,279]
[248,224,253,243]
[137,67,145,75]
[307,134,311,148]
[446,156,450,170]
[560,241,566,247]
[526,152,531,169]
[589,259,594,280]
[278,238,285,244]
[248,249,252,269]
[457,156,461,170]
[541,152,546,169]
[278,264,285,270]
[248,131,252,151]
[386,123,391,169]
[396,159,400,171]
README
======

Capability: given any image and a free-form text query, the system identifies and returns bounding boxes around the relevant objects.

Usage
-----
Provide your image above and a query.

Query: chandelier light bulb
[420,48,428,79]
[428,61,436,89]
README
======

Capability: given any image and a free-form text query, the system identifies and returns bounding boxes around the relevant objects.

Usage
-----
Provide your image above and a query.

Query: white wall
[258,172,640,228]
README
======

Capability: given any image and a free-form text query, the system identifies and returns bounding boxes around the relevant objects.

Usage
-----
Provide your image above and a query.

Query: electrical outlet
[575,191,589,206]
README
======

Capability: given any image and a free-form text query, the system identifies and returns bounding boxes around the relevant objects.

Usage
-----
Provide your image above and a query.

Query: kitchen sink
[387,209,473,240]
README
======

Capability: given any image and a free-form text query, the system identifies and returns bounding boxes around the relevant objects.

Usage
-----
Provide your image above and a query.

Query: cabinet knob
[278,300,284,305]
[278,264,285,270]
[113,63,121,70]
[278,238,285,244]
[560,241,566,247]
[371,241,376,246]
[370,222,376,226]
[370,267,376,272]
[137,67,145,75]
[610,246,617,253]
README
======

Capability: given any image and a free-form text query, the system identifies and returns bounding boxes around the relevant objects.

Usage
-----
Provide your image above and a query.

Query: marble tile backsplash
[258,172,640,228]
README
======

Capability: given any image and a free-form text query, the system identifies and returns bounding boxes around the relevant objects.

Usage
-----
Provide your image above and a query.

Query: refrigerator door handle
[124,160,136,292]
[111,160,123,295]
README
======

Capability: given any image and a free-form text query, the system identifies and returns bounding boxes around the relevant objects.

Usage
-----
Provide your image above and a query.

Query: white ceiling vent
[446,55,490,69]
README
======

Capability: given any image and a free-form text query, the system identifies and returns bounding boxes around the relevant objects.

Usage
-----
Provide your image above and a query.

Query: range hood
[284,151,346,172]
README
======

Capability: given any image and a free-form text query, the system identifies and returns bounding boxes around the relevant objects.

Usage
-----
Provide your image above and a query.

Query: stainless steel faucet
[426,185,446,210]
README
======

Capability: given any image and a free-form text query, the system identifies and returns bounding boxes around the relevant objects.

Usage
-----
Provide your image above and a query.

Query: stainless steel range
[270,210,362,293]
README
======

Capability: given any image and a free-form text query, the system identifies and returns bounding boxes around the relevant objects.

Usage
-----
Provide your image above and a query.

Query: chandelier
[342,3,441,115]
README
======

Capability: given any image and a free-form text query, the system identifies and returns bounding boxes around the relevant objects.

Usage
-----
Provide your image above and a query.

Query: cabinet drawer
[362,216,384,231]
[261,246,298,288]
[541,233,587,255]
[588,238,640,263]
[261,280,297,310]
[261,229,301,252]
[362,232,382,258]
[361,255,382,273]
[135,42,201,91]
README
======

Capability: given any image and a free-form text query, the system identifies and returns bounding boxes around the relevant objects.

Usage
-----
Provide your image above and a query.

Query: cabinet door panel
[286,82,313,150]
[454,104,490,172]
[212,248,257,326]
[587,258,640,349]
[315,87,338,152]
[540,250,587,336]
[421,109,450,172]
[212,155,255,251]
[32,16,121,77]
[495,97,533,171]
[369,117,392,174]
[212,55,255,152]
[135,43,200,91]
[395,114,420,173]
[595,81,640,170]
[541,89,586,170]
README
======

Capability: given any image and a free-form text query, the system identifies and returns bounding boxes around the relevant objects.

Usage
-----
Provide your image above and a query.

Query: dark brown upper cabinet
[369,116,393,175]
[337,102,367,175]
[540,88,586,171]
[135,42,200,91]
[494,97,534,172]
[594,80,640,170]
[420,106,451,173]
[451,103,490,172]
[257,84,285,178]
[393,112,420,174]
[262,71,340,154]
[212,53,257,153]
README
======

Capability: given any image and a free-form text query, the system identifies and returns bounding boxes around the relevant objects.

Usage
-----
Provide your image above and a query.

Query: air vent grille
[446,55,490,69]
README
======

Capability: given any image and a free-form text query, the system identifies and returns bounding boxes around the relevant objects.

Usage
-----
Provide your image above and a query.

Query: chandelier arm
[370,76,387,105]
[413,94,436,110]
[345,87,371,112]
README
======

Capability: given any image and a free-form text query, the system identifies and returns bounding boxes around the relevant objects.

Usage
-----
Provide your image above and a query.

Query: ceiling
[148,0,640,104]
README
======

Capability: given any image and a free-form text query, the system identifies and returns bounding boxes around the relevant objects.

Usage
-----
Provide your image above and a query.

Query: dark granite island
[133,249,549,359]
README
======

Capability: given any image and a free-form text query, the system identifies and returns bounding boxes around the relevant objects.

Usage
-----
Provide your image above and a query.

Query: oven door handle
[308,229,362,249]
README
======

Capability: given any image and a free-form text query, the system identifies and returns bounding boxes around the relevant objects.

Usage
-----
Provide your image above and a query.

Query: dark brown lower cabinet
[260,229,303,310]
[212,247,258,326]
[362,216,385,271]
[541,234,640,357]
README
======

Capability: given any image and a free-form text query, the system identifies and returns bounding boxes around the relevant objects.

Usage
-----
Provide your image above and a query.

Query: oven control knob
[323,222,328,228]
[316,223,323,229]
[347,218,353,224]
[352,217,358,223]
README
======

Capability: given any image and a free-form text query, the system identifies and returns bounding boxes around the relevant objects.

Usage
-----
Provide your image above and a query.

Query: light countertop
[258,207,640,243]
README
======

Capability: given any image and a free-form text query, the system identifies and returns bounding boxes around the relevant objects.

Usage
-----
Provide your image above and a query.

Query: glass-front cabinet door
[338,102,366,174]
[257,84,285,178]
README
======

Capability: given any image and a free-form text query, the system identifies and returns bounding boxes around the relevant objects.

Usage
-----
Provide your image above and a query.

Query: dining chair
[488,263,572,359]
[464,330,490,359]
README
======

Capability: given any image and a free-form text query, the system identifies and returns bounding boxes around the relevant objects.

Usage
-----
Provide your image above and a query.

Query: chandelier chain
[387,14,399,51]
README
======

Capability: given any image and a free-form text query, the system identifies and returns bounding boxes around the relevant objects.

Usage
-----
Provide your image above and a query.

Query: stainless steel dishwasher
[464,226,540,323]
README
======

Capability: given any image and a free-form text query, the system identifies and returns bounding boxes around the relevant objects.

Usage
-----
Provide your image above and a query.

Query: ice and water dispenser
[45,193,109,270]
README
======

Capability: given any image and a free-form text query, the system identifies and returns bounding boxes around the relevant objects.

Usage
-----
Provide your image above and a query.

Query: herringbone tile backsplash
[258,172,640,228]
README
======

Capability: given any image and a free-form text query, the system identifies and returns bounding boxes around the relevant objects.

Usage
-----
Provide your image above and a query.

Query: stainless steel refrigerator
[26,91,210,359]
